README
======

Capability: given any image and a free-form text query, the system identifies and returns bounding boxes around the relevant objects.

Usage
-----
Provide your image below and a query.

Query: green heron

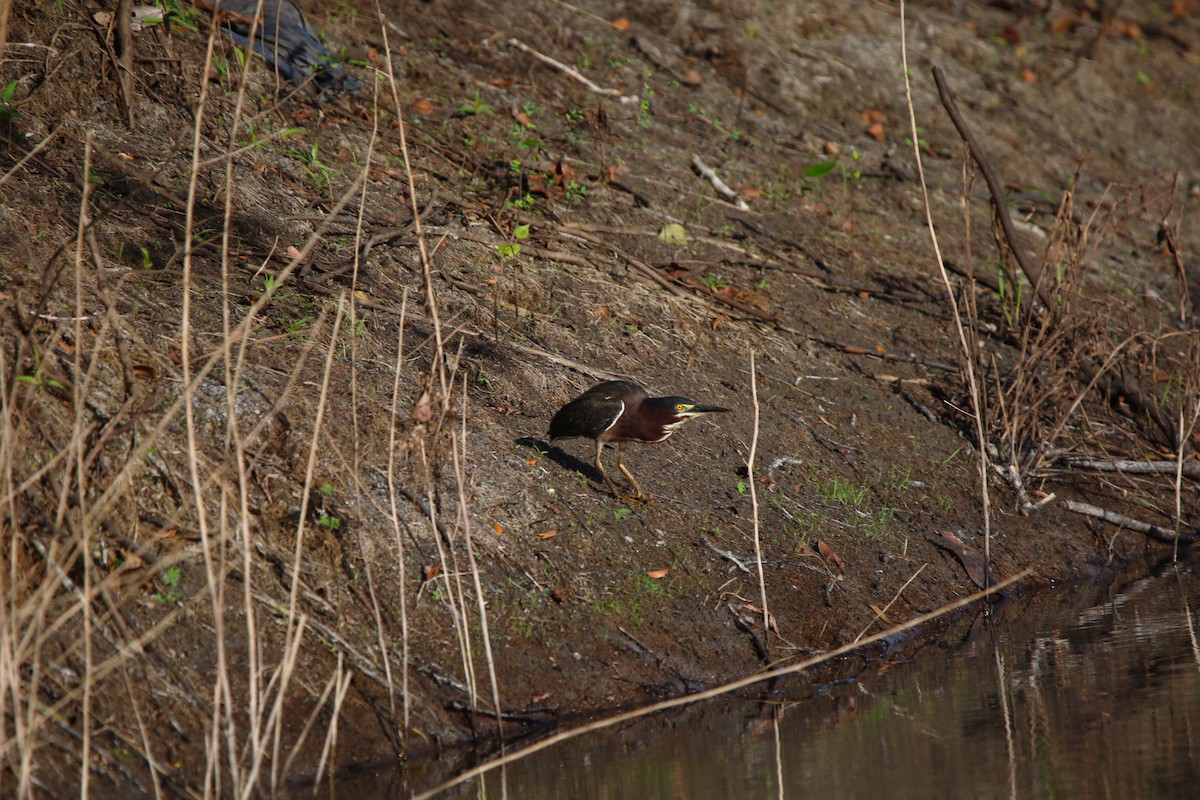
[548,380,730,499]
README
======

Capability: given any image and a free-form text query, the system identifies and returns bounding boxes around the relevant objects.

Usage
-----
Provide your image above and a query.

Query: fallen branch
[691,155,750,211]
[1065,499,1198,546]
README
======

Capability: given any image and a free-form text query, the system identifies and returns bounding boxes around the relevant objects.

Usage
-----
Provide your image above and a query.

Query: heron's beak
[680,404,730,417]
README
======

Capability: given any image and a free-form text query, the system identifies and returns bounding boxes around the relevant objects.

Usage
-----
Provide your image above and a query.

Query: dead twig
[700,534,752,574]
[508,38,639,104]
[691,155,750,211]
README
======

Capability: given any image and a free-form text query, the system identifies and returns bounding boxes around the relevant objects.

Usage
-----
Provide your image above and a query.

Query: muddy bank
[0,0,1197,794]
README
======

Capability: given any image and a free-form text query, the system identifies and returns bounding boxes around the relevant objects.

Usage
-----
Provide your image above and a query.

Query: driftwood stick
[1065,499,1197,546]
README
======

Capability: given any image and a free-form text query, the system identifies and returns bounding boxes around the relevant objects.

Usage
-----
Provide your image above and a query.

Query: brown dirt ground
[1,0,1199,794]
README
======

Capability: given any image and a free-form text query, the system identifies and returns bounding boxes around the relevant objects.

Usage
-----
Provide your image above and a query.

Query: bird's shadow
[515,437,604,485]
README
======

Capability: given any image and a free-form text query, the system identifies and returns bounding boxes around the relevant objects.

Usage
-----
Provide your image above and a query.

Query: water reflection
[343,561,1200,798]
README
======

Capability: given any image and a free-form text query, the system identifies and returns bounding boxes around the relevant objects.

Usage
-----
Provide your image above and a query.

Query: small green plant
[564,107,584,124]
[507,193,536,211]
[317,514,342,530]
[0,81,19,125]
[17,346,64,393]
[638,574,665,595]
[565,181,589,203]
[996,263,1024,325]
[153,566,182,604]
[805,161,837,179]
[286,140,336,195]
[161,0,204,31]
[458,89,494,115]
[824,476,868,506]
[614,507,633,521]
[497,223,530,263]
[703,274,730,292]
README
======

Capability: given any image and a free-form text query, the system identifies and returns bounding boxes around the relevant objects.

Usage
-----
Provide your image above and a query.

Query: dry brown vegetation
[0,0,1198,795]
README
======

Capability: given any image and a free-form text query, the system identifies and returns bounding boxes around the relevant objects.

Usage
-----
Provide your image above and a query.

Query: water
[341,560,1200,798]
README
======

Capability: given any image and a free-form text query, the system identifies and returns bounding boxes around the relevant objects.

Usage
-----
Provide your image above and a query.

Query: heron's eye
[675,403,685,412]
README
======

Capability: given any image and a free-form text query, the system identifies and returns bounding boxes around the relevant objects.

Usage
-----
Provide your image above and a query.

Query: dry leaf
[817,540,846,572]
[1121,20,1143,38]
[422,564,441,581]
[611,17,630,31]
[550,587,567,603]
[681,68,703,86]
[937,531,988,588]
[410,390,433,423]
[118,548,145,571]
[865,121,886,141]
[1050,15,1074,34]
[411,98,435,115]
[869,603,892,624]
[860,108,885,124]
[1019,68,1037,84]
[535,529,558,540]
[1000,24,1021,44]
[286,245,303,259]
[492,523,504,536]
[132,364,158,380]
[646,568,669,579]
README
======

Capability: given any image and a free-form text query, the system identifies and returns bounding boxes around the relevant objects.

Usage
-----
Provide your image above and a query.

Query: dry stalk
[217,3,268,789]
[179,11,236,793]
[266,296,347,793]
[385,292,412,735]
[375,0,447,400]
[71,130,95,799]
[901,2,993,583]
[419,440,478,711]
[453,380,504,735]
[746,350,769,653]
